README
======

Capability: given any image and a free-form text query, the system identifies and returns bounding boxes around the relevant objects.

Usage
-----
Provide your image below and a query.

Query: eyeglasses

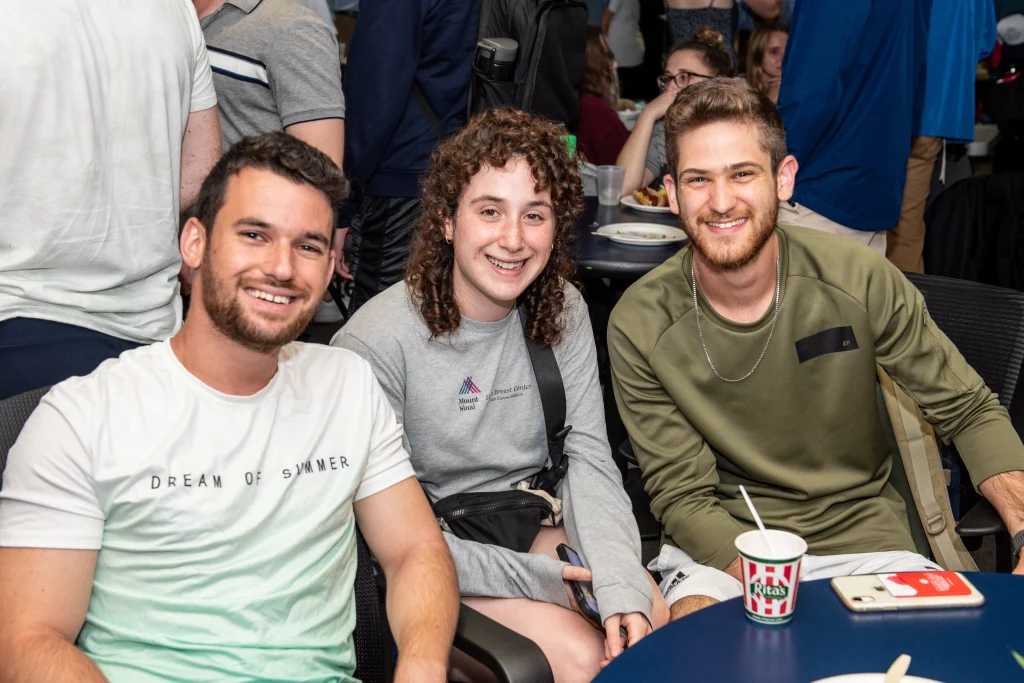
[657,69,713,91]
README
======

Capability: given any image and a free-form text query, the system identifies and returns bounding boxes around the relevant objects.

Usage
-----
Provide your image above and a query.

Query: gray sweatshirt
[332,282,653,622]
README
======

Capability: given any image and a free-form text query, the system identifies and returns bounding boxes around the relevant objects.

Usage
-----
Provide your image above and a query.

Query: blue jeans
[0,318,141,400]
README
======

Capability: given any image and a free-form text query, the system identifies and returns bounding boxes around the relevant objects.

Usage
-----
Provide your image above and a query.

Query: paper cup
[735,530,808,625]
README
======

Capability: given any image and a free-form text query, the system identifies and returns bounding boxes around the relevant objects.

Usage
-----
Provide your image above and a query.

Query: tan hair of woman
[581,25,618,108]
[746,22,788,104]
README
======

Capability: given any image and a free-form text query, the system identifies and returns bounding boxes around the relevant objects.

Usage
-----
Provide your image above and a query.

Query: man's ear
[775,154,799,202]
[664,173,680,216]
[180,217,208,270]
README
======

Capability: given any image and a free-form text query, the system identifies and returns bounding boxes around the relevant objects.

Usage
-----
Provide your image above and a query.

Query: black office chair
[614,273,1024,573]
[905,273,1024,573]
[0,387,553,683]
[923,174,1024,291]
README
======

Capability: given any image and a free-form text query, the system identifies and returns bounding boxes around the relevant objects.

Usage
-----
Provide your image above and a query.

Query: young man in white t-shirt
[0,133,459,683]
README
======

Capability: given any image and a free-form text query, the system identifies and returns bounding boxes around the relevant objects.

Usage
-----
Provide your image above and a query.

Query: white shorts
[649,544,942,607]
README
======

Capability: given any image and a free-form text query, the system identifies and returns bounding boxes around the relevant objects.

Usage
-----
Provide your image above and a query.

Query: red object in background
[991,40,1003,69]
[576,94,631,166]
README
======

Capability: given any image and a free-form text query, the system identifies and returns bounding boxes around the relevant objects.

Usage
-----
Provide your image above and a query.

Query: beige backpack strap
[876,366,978,572]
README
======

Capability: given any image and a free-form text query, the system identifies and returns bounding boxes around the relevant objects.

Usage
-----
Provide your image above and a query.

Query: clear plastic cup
[596,165,626,206]
[735,530,808,625]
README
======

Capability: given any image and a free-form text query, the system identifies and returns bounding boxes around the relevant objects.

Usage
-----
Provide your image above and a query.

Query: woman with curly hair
[333,108,667,682]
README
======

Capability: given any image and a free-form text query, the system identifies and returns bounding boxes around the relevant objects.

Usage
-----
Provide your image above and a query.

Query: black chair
[923,174,1024,291]
[614,273,1024,573]
[905,273,1024,573]
[0,387,553,683]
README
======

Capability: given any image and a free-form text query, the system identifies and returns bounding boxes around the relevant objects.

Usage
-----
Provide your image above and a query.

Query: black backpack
[413,0,587,133]
[472,0,587,129]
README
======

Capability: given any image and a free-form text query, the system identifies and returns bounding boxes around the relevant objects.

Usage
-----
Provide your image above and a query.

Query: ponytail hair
[665,28,735,78]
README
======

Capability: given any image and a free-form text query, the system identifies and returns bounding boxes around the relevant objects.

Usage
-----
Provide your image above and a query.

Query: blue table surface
[576,198,687,277]
[595,573,1024,683]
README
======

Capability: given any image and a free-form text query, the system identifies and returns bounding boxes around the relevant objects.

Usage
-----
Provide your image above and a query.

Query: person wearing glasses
[616,29,734,197]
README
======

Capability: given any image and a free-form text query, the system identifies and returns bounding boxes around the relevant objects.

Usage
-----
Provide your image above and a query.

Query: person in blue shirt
[887,0,996,273]
[775,0,924,254]
[339,0,478,314]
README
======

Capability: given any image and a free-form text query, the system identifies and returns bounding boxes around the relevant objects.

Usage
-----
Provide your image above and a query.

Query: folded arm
[356,477,459,683]
[616,112,661,195]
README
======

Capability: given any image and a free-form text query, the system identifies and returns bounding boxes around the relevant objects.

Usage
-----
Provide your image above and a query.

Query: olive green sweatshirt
[609,225,1024,571]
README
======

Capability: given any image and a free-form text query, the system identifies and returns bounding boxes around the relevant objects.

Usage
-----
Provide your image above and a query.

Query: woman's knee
[541,626,604,683]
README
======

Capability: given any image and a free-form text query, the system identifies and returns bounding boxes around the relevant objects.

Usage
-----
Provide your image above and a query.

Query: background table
[595,573,1024,683]
[576,197,687,279]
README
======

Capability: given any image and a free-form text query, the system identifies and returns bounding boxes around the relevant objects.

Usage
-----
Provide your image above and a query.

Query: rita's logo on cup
[750,581,790,601]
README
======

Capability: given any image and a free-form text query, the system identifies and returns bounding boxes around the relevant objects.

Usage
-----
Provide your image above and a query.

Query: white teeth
[708,218,746,229]
[246,288,293,304]
[486,256,525,271]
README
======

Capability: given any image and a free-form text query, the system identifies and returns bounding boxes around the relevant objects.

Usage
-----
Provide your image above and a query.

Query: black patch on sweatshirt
[795,326,859,363]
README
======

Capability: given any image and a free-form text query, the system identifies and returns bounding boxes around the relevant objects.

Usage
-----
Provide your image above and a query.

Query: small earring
[445,235,452,245]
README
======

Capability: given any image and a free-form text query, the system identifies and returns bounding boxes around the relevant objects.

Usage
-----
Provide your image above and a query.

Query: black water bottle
[474,38,518,82]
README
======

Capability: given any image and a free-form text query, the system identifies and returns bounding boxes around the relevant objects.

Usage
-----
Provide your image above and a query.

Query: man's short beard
[199,257,316,354]
[679,197,779,271]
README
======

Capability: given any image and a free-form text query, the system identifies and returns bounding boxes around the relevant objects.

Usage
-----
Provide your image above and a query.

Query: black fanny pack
[433,489,556,553]
[431,306,572,552]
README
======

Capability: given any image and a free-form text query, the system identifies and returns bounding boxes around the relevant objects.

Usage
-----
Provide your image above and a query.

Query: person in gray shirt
[333,109,668,683]
[193,0,344,165]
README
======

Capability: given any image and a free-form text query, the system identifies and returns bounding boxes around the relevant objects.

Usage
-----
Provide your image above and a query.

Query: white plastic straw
[739,485,777,558]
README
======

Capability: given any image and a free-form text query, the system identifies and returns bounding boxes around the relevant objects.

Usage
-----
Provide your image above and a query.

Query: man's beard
[199,258,317,354]
[679,198,778,271]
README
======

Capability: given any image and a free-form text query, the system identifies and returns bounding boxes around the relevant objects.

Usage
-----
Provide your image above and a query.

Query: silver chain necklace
[691,250,781,383]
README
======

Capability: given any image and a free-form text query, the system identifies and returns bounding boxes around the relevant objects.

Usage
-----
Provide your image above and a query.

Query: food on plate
[615,230,664,239]
[632,187,668,207]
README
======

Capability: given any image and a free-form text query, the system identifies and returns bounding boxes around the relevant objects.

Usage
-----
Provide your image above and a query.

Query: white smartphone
[831,571,985,612]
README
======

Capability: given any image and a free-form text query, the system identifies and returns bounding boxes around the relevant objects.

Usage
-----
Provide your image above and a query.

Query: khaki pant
[777,202,888,255]
[886,136,943,273]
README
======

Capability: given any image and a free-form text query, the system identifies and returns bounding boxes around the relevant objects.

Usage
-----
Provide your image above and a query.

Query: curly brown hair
[405,108,583,347]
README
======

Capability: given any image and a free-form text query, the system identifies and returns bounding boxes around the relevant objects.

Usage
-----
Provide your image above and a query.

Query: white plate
[595,222,686,246]
[811,675,945,683]
[620,194,673,214]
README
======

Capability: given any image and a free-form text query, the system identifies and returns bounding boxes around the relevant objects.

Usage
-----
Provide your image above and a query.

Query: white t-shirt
[0,1,218,343]
[607,0,645,68]
[0,341,414,683]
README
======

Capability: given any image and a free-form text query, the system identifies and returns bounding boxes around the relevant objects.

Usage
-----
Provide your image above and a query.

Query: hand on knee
[669,594,719,621]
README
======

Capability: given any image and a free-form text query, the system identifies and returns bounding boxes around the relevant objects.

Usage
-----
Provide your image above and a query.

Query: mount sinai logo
[458,377,481,395]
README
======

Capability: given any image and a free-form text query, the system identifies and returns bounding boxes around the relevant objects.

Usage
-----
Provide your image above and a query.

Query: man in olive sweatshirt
[609,79,1024,621]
